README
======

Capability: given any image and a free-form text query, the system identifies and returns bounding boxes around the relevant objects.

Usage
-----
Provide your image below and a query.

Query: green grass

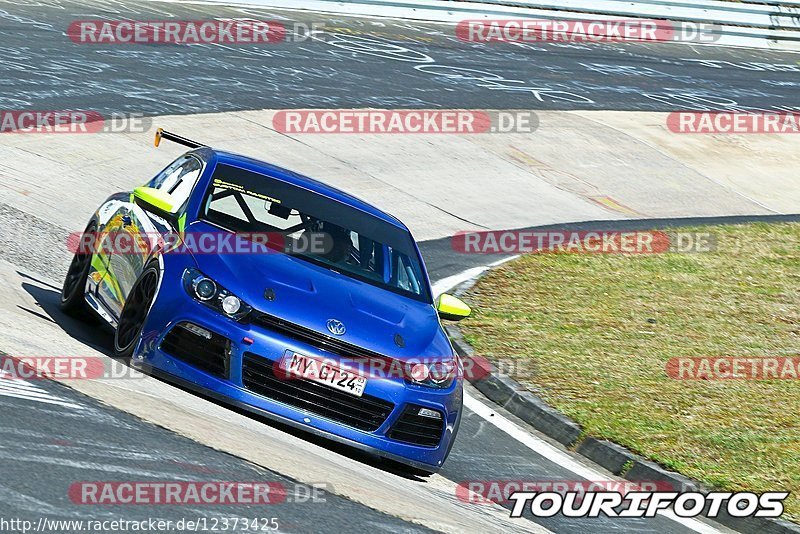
[460,222,800,521]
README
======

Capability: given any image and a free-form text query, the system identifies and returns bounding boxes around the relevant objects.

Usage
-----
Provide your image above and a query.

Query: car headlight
[405,358,458,389]
[193,277,217,301]
[182,268,252,321]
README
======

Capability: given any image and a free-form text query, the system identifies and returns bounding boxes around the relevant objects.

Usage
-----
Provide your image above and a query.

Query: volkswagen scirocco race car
[60,129,472,473]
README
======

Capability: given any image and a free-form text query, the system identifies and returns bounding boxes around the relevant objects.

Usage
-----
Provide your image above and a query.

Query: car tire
[114,261,160,360]
[60,221,97,319]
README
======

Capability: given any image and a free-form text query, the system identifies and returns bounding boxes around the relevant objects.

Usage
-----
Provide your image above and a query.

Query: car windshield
[200,164,431,303]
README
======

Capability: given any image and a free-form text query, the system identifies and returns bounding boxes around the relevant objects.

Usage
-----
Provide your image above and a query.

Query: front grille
[242,352,395,432]
[160,323,230,379]
[388,404,445,448]
[250,311,391,363]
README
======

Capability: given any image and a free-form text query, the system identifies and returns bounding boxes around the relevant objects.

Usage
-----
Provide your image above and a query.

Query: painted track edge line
[463,392,723,534]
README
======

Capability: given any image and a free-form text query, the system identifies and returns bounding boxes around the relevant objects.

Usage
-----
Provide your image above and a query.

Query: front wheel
[61,221,97,319]
[114,262,160,359]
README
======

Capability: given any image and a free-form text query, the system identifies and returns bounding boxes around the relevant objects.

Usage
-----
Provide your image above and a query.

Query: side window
[148,155,204,207]
[392,252,422,295]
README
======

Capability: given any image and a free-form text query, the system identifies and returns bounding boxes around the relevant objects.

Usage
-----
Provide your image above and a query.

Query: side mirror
[436,294,472,321]
[133,186,179,219]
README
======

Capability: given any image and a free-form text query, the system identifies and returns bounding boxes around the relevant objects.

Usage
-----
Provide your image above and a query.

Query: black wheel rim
[116,269,158,352]
[62,227,94,302]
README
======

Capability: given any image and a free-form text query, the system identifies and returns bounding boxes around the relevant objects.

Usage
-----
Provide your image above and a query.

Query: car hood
[191,231,450,360]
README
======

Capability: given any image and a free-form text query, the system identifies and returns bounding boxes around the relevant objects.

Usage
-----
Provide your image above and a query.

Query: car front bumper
[136,278,462,472]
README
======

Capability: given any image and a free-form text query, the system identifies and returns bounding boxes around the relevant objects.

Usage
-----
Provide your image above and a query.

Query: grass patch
[460,222,800,520]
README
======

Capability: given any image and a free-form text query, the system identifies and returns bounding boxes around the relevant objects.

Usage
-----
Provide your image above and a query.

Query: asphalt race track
[2,0,799,113]
[0,0,799,533]
[0,354,432,533]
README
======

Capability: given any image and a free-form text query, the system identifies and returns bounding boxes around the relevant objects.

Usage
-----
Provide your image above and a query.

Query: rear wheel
[60,221,96,319]
[114,262,160,359]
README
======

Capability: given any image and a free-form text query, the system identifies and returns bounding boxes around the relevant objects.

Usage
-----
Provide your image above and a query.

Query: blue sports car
[61,129,472,473]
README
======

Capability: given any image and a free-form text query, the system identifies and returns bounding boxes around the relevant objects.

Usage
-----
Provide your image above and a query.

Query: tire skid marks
[0,483,117,519]
[0,448,199,480]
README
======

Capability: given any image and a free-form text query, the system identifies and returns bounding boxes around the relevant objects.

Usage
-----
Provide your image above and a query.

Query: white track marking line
[0,389,85,410]
[464,393,721,533]
[0,383,64,399]
[0,392,84,410]
[0,372,84,410]
[0,379,52,392]
[431,256,519,298]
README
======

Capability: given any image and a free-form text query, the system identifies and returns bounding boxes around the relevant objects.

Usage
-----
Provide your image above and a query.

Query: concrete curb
[447,324,582,446]
[445,275,800,533]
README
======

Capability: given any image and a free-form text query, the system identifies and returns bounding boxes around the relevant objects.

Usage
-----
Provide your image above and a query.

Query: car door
[98,154,204,319]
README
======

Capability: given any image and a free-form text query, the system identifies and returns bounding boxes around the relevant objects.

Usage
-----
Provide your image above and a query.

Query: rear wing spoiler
[154,128,206,149]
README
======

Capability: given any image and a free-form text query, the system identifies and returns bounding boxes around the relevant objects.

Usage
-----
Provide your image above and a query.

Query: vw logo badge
[326,319,346,336]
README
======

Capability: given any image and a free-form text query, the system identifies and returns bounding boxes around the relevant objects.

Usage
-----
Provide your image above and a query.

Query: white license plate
[280,352,367,397]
